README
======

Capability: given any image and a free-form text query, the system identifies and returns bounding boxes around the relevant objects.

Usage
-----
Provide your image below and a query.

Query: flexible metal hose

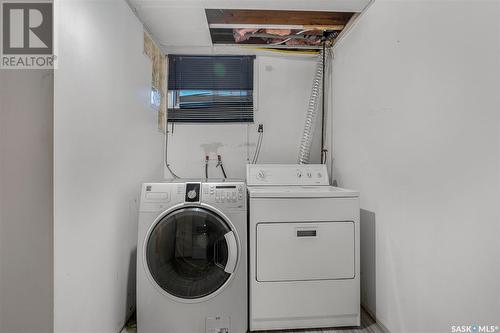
[297,49,328,164]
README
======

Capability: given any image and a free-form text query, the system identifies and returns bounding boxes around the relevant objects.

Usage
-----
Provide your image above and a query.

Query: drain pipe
[165,122,180,179]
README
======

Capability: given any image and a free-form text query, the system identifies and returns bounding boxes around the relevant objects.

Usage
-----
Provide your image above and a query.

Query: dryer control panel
[247,164,329,186]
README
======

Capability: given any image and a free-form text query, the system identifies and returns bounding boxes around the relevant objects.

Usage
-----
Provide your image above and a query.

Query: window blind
[167,55,255,123]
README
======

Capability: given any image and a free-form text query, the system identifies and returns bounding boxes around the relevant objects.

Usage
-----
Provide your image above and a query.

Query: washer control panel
[203,182,246,208]
[247,164,329,186]
[140,181,246,212]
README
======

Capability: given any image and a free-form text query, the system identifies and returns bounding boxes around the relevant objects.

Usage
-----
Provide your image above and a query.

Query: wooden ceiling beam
[205,9,354,26]
[209,23,345,31]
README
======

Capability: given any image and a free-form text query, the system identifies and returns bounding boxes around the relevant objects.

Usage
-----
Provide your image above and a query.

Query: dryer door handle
[223,231,238,274]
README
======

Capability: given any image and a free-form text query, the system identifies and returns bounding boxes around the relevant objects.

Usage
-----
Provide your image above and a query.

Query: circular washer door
[145,206,238,300]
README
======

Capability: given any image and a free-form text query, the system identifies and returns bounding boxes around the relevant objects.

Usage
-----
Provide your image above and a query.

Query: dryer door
[145,206,238,301]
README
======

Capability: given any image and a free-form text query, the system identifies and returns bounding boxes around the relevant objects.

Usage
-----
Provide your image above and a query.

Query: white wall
[0,70,53,333]
[54,1,164,332]
[331,1,500,332]
[166,55,322,179]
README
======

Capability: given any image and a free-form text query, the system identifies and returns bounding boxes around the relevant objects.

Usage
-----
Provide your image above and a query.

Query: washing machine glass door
[146,206,238,300]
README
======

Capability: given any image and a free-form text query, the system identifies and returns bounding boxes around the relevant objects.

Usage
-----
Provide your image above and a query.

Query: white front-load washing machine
[137,180,247,333]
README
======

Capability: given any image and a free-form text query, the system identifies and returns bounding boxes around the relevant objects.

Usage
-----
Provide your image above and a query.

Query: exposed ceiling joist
[209,24,345,31]
[205,9,353,26]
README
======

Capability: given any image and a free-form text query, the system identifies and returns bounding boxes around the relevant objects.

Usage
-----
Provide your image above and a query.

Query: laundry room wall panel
[54,1,164,332]
[0,70,54,333]
[331,1,500,332]
[165,55,322,179]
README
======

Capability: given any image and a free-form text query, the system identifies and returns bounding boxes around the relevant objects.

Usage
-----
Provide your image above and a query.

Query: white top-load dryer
[246,164,360,331]
[137,179,247,333]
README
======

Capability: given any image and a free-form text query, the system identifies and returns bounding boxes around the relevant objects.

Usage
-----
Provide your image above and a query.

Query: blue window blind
[167,55,255,123]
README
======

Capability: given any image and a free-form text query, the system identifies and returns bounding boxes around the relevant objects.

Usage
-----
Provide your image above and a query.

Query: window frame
[167,55,256,124]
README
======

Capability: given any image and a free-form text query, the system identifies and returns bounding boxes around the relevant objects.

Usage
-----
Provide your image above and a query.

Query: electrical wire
[267,29,312,46]
[252,132,263,164]
[251,135,261,164]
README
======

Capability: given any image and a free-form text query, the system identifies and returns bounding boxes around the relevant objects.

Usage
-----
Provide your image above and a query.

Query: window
[167,55,255,123]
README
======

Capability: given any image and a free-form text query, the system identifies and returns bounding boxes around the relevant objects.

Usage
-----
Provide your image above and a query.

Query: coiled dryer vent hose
[297,49,329,164]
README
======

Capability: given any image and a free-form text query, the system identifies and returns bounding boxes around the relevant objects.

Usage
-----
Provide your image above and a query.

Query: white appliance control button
[257,170,266,180]
[317,172,322,178]
[297,170,302,178]
[307,172,312,178]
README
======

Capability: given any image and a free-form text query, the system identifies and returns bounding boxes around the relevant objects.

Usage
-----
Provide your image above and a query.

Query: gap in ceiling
[206,9,355,49]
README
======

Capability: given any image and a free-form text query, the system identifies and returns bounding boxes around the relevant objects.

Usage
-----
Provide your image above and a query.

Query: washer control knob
[187,190,197,200]
[257,170,266,180]
[297,170,302,178]
[307,172,312,178]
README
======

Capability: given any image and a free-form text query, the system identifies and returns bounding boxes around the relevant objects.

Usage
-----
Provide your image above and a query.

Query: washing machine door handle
[223,231,238,273]
[214,231,238,274]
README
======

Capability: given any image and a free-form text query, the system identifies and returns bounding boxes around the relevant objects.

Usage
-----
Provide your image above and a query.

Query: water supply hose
[217,155,228,179]
[205,155,209,179]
